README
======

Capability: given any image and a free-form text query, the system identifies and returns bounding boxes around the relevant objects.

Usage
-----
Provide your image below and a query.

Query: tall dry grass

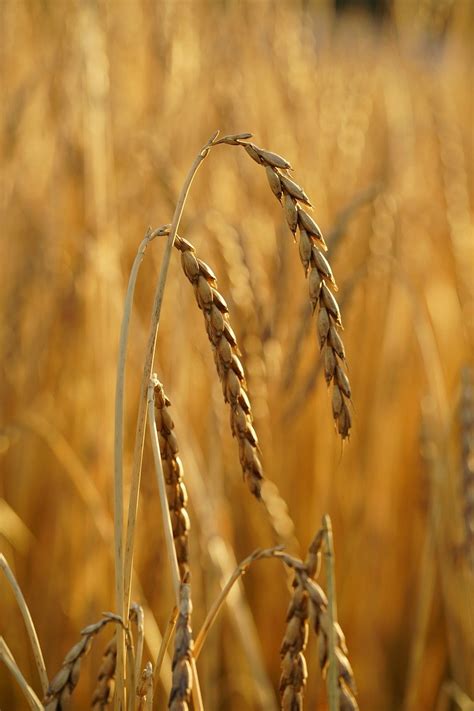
[1,0,473,709]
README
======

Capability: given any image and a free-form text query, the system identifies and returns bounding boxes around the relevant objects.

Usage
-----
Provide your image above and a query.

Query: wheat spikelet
[168,582,194,711]
[91,637,116,709]
[232,138,352,438]
[43,614,123,710]
[154,381,191,581]
[174,234,263,499]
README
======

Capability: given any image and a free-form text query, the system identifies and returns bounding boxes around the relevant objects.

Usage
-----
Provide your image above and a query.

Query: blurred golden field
[1,0,473,709]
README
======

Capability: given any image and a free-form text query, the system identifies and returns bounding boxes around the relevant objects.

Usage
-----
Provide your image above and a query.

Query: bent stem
[114,225,169,709]
[0,555,48,695]
[154,605,178,694]
[194,547,283,659]
[122,131,219,624]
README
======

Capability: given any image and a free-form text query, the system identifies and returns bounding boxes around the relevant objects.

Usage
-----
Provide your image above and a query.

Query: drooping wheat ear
[154,381,191,581]
[168,582,194,711]
[279,531,323,710]
[43,614,124,710]
[91,637,116,710]
[459,366,474,569]
[235,139,352,438]
[305,578,358,710]
[174,234,263,499]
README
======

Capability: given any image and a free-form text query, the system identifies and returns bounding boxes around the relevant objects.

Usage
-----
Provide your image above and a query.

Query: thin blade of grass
[0,555,48,695]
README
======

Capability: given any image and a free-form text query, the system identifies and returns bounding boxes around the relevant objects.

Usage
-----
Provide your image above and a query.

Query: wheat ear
[235,139,352,438]
[174,234,264,499]
[272,536,358,711]
[279,531,322,711]
[44,614,127,710]
[168,582,194,711]
[91,637,117,710]
[148,380,203,711]
[154,381,191,581]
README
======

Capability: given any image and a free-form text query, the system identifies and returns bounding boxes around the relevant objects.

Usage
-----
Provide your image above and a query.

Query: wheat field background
[1,1,473,709]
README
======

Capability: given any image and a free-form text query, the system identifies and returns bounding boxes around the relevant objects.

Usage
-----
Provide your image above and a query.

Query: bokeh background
[1,0,473,709]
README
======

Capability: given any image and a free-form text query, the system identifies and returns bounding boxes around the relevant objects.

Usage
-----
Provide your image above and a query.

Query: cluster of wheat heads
[1,133,357,710]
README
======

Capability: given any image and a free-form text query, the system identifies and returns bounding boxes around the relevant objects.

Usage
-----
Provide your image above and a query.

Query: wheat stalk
[194,546,283,659]
[130,602,145,706]
[0,637,43,711]
[155,606,179,693]
[323,515,339,711]
[0,554,49,696]
[114,223,171,707]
